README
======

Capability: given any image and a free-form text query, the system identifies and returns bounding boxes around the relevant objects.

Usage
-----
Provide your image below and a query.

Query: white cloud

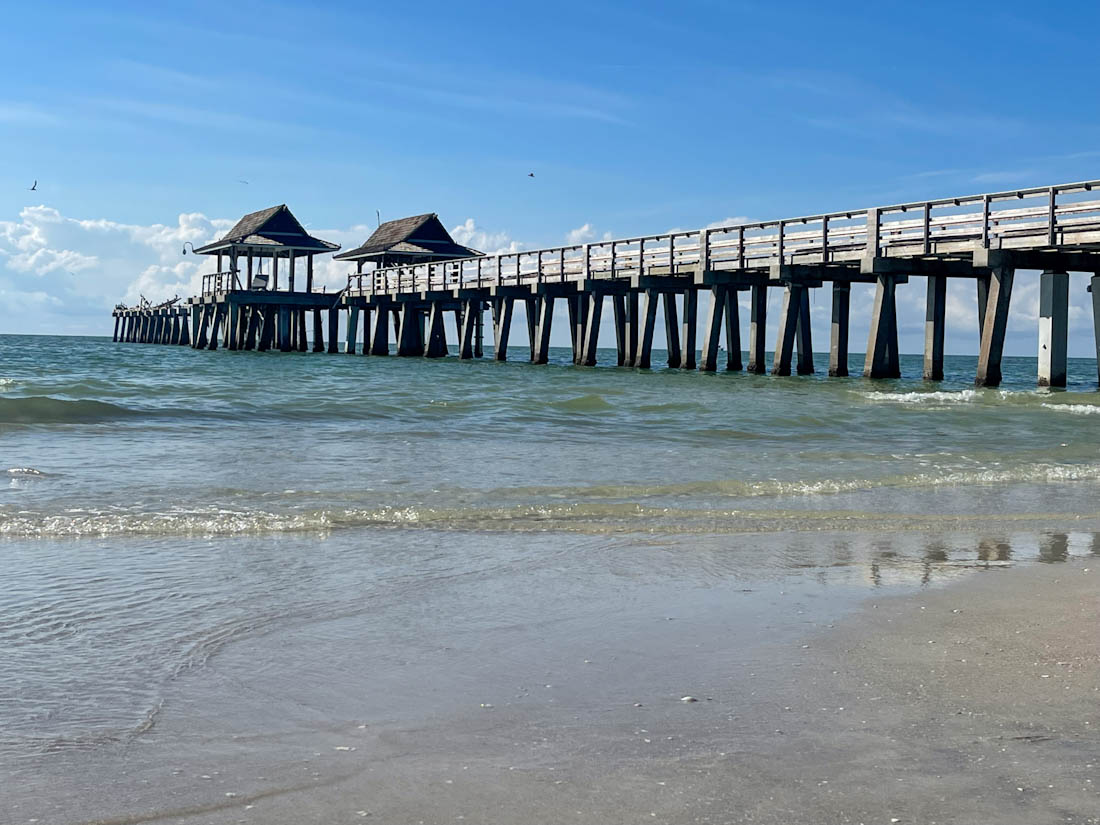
[564,223,615,246]
[450,218,522,255]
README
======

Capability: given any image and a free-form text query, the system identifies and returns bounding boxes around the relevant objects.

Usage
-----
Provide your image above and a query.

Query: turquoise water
[2,334,1100,819]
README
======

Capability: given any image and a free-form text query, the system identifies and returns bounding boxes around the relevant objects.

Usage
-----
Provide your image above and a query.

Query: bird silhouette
[528,173,535,177]
[238,179,249,185]
[28,180,37,191]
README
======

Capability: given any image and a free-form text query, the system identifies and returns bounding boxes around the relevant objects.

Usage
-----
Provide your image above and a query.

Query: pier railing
[346,180,1100,296]
[202,270,242,295]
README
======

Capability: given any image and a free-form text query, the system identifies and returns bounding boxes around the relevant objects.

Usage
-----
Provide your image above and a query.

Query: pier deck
[114,179,1100,388]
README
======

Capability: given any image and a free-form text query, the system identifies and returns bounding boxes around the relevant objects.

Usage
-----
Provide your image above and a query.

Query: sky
[2,0,1100,356]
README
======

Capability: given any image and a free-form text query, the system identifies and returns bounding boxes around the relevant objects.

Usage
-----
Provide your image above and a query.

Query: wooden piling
[459,300,478,359]
[663,293,681,368]
[425,302,448,358]
[612,294,627,366]
[700,286,726,372]
[533,297,553,364]
[492,297,513,361]
[327,307,340,354]
[370,307,391,356]
[795,287,814,375]
[1038,270,1069,387]
[772,285,800,376]
[680,290,698,370]
[578,294,602,366]
[922,276,946,381]
[975,266,1015,387]
[636,289,659,369]
[864,275,900,379]
[829,283,850,377]
[747,284,767,374]
[346,307,360,355]
[396,304,422,356]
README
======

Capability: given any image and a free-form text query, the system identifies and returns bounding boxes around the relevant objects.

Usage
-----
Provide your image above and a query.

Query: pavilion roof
[333,213,480,261]
[195,204,339,255]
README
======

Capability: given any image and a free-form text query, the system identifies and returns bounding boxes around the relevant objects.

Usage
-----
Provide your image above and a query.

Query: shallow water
[2,333,1099,815]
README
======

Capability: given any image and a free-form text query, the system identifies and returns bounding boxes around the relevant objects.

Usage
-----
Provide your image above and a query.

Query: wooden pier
[115,180,1100,388]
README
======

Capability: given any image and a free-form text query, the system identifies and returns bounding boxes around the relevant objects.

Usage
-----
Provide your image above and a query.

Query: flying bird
[28,180,37,191]
[238,179,249,184]
[528,172,535,177]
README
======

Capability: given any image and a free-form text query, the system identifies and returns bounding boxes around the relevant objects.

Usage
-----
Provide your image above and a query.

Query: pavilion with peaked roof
[333,213,480,272]
[193,204,340,292]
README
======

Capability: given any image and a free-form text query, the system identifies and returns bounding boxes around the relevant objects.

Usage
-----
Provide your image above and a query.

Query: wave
[5,460,1100,538]
[1041,402,1100,415]
[0,396,140,424]
[858,389,981,405]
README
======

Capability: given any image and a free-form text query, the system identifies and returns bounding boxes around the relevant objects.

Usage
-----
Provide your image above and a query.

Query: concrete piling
[1038,270,1068,387]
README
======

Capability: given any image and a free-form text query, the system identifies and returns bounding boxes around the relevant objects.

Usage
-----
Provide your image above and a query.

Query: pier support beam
[863,275,900,379]
[624,292,640,367]
[297,310,308,352]
[975,266,1014,387]
[327,307,340,354]
[459,300,478,359]
[829,284,850,377]
[112,315,120,342]
[178,311,190,346]
[361,306,371,356]
[346,307,360,355]
[680,290,698,370]
[725,289,742,371]
[208,306,223,351]
[772,285,802,376]
[532,297,553,364]
[492,297,513,361]
[923,276,946,381]
[567,294,587,365]
[312,309,324,352]
[258,307,275,351]
[580,294,603,366]
[425,303,448,358]
[1092,276,1100,387]
[278,307,292,353]
[747,284,768,374]
[700,286,728,372]
[370,307,391,356]
[1038,270,1069,388]
[636,289,659,369]
[397,304,424,356]
[796,287,814,375]
[193,306,207,349]
[612,295,626,366]
[663,293,680,368]
[227,304,240,350]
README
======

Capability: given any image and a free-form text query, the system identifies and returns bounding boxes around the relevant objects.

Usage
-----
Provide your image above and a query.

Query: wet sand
[6,550,1098,825]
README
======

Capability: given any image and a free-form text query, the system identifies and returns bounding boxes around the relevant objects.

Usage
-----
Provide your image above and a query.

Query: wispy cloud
[0,102,61,126]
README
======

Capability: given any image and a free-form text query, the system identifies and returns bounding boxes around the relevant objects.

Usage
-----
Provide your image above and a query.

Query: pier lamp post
[182,242,198,255]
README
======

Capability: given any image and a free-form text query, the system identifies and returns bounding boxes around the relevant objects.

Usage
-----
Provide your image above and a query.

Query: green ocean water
[2,333,1099,790]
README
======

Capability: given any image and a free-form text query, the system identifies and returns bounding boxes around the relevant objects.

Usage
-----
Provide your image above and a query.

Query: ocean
[2,333,1099,822]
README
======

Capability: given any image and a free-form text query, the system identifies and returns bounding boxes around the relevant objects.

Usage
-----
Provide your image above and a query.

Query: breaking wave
[0,396,140,424]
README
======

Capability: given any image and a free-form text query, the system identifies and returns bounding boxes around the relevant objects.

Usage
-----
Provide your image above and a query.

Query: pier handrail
[202,269,242,295]
[346,179,1100,296]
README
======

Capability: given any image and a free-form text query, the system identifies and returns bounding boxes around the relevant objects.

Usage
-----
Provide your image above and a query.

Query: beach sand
[6,551,1093,825]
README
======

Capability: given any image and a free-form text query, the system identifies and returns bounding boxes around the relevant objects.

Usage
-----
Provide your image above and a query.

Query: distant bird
[528,173,535,177]
[28,180,37,191]
[238,179,249,184]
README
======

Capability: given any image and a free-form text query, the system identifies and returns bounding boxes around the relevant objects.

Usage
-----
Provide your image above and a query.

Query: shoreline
[4,541,1097,825]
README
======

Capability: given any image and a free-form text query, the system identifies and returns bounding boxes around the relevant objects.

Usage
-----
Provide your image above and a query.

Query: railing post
[737,227,745,269]
[1048,186,1057,246]
[639,237,645,276]
[583,244,591,279]
[610,242,616,279]
[559,248,565,282]
[866,208,881,258]
[699,229,710,271]
[821,216,830,263]
[981,194,991,248]
[777,221,785,263]
[922,203,931,254]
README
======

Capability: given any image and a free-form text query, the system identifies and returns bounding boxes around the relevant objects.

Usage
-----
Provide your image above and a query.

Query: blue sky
[2,0,1099,355]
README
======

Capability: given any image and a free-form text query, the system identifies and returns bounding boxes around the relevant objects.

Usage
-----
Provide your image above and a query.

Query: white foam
[858,389,979,405]
[1041,403,1100,415]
